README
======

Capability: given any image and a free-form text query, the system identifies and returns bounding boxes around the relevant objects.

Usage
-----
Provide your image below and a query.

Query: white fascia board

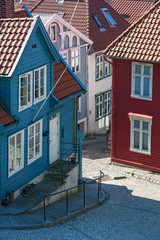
[8,17,38,77]
[43,14,93,46]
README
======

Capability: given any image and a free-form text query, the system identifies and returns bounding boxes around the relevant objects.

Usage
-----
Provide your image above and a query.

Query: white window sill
[8,166,24,177]
[34,96,46,104]
[28,153,42,165]
[130,148,151,156]
[130,95,152,101]
[19,104,32,112]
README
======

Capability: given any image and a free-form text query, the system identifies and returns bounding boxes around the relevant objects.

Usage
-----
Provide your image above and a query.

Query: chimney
[0,0,15,18]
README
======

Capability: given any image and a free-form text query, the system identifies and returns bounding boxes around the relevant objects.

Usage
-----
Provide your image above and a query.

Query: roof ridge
[104,0,160,54]
[30,0,45,13]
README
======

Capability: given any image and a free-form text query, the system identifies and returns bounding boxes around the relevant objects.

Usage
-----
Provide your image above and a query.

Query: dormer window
[58,12,65,18]
[56,0,65,3]
[50,24,56,42]
[101,8,117,27]
[93,15,105,32]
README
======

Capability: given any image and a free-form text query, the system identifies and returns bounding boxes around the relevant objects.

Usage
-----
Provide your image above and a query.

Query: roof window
[93,15,106,32]
[56,0,65,3]
[101,8,117,27]
[58,12,65,18]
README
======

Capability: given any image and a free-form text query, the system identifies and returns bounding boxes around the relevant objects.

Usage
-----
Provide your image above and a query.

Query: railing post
[43,198,46,222]
[66,190,69,214]
[83,183,85,207]
[100,171,102,191]
[98,178,100,200]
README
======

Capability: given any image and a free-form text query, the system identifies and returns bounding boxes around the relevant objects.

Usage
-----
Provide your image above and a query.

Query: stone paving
[0,135,160,239]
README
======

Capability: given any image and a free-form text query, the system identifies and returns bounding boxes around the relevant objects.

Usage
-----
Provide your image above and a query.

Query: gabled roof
[104,1,160,63]
[0,18,33,75]
[0,16,60,76]
[111,0,155,24]
[54,55,85,101]
[0,105,16,127]
[37,13,93,45]
[18,0,129,52]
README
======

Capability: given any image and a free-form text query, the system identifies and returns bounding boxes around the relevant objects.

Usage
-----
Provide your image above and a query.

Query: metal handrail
[42,170,104,221]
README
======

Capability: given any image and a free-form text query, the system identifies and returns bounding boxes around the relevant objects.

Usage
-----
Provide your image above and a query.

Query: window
[50,25,56,42]
[19,71,32,111]
[71,49,80,73]
[8,130,24,176]
[56,0,64,3]
[28,119,43,164]
[101,8,117,27]
[34,66,46,103]
[93,14,105,32]
[96,55,111,80]
[129,116,152,155]
[96,90,111,120]
[78,96,81,113]
[61,52,68,64]
[58,12,64,18]
[132,62,153,100]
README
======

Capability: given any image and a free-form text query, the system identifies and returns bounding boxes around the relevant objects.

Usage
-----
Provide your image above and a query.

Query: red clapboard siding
[111,58,160,172]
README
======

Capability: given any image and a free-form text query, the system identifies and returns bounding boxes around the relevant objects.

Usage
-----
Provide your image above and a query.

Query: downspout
[111,58,116,162]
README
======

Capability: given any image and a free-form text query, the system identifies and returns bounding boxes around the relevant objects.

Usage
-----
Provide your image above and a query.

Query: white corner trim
[8,17,38,77]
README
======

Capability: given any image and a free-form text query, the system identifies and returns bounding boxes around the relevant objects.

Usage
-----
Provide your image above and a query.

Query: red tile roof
[104,1,160,63]
[0,105,16,127]
[111,0,155,24]
[54,60,84,100]
[0,18,33,75]
[19,0,130,52]
[15,0,40,11]
[14,9,30,18]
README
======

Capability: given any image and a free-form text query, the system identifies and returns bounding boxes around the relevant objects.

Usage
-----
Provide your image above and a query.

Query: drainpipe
[111,58,116,162]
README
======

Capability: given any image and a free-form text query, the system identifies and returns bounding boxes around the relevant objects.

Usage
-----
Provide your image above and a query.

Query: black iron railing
[42,170,104,221]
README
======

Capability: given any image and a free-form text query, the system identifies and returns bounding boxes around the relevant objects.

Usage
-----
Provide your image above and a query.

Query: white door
[49,114,60,164]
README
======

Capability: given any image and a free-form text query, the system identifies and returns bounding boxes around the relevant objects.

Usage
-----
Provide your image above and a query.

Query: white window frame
[131,62,153,100]
[50,24,57,42]
[34,65,47,104]
[96,55,111,80]
[129,116,152,155]
[96,91,111,120]
[71,48,80,73]
[61,51,68,64]
[28,119,43,164]
[19,71,32,112]
[8,130,24,177]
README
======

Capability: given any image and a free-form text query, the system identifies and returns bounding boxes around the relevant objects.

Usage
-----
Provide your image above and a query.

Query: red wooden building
[104,1,160,172]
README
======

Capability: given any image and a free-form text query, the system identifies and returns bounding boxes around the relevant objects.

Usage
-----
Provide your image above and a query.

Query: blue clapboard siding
[0,78,10,110]
[0,22,77,199]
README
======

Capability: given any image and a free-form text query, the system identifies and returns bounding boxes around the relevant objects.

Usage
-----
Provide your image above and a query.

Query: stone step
[46,173,68,181]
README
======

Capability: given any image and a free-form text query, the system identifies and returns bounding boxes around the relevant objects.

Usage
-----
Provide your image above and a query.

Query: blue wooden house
[0,16,85,200]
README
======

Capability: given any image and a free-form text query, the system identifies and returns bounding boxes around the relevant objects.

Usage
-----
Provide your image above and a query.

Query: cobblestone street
[0,135,160,240]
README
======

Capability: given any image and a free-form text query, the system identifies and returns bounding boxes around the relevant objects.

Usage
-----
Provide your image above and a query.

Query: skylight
[93,15,106,32]
[56,0,65,3]
[101,8,117,27]
[58,12,65,18]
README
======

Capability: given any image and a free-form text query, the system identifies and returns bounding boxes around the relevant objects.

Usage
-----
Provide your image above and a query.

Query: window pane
[29,137,34,149]
[143,77,149,97]
[134,120,140,129]
[135,65,141,74]
[35,144,40,156]
[10,137,15,148]
[29,126,34,137]
[16,133,21,145]
[144,66,150,75]
[29,148,34,160]
[135,76,141,95]
[96,104,99,118]
[134,131,140,149]
[142,132,148,151]
[97,65,99,79]
[143,121,148,130]
[36,123,40,134]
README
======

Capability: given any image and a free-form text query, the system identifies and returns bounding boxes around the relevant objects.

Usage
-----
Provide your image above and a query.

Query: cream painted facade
[87,52,111,134]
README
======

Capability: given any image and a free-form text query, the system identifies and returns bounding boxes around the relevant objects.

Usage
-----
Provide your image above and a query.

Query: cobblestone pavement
[0,135,160,240]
